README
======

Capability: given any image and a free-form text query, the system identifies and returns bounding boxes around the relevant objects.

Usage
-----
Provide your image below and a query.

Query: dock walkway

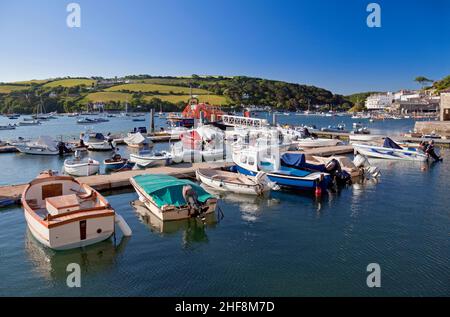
[0,162,232,204]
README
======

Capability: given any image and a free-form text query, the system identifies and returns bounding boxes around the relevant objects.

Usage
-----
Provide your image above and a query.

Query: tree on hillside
[414,76,433,89]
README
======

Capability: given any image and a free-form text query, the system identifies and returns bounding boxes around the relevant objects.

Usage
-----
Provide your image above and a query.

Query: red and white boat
[22,171,131,250]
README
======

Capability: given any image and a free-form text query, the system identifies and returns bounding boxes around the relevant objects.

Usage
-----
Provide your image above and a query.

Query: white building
[365,92,393,110]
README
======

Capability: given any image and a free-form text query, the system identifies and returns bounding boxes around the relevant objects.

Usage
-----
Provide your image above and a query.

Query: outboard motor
[325,159,352,186]
[182,185,208,219]
[353,154,381,179]
[57,141,71,155]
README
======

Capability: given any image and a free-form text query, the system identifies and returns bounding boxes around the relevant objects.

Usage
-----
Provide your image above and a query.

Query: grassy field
[0,85,30,94]
[11,79,51,85]
[144,94,229,105]
[43,78,97,88]
[82,92,132,103]
[106,83,211,95]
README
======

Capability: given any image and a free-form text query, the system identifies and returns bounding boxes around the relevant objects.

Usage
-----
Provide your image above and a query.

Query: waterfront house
[440,90,450,121]
[365,92,393,110]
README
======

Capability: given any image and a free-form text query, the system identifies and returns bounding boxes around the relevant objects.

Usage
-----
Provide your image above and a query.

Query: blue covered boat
[232,146,331,191]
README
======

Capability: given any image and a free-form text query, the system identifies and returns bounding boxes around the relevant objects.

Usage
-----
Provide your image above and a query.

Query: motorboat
[123,132,153,148]
[132,118,145,122]
[0,124,16,130]
[64,154,100,176]
[77,117,102,124]
[352,137,428,161]
[22,170,131,250]
[18,120,41,126]
[232,145,331,191]
[292,138,341,148]
[196,168,277,196]
[15,136,72,155]
[129,174,217,221]
[129,150,172,168]
[85,132,116,151]
[349,134,384,143]
[104,153,135,171]
[320,124,348,133]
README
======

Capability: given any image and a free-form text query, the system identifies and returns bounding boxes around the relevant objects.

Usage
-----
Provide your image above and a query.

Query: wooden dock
[0,161,232,204]
[300,145,354,157]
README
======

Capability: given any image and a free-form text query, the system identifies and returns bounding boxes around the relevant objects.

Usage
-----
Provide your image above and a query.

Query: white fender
[115,213,132,236]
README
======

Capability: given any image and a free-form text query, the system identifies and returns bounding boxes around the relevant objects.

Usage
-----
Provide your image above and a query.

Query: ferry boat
[22,171,131,250]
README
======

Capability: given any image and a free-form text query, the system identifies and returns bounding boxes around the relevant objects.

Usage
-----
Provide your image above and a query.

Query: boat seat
[26,199,39,210]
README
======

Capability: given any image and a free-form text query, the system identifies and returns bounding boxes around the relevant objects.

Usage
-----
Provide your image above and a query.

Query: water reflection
[206,189,280,222]
[131,200,217,248]
[24,229,129,281]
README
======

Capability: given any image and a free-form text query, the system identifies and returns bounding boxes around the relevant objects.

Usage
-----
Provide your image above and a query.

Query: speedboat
[129,174,217,221]
[22,170,131,250]
[77,117,99,124]
[232,145,331,191]
[352,137,428,161]
[123,132,153,148]
[196,168,277,196]
[64,156,100,176]
[129,150,172,168]
[15,136,71,155]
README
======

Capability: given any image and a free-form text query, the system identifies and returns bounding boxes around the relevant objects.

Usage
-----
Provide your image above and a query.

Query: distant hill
[0,75,350,114]
[431,75,450,92]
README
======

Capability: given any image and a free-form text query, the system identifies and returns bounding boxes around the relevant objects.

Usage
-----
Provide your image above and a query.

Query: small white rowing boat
[64,157,100,176]
[293,138,341,148]
[196,169,277,196]
[129,150,172,168]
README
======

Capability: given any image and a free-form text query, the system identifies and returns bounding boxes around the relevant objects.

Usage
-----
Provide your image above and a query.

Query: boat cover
[281,153,306,167]
[280,153,327,172]
[133,174,213,208]
[126,132,147,145]
[383,137,402,149]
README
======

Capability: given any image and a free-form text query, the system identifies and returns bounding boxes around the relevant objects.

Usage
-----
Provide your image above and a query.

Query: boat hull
[129,154,172,168]
[235,165,329,190]
[64,161,100,176]
[15,145,59,155]
[353,144,428,161]
[130,178,216,221]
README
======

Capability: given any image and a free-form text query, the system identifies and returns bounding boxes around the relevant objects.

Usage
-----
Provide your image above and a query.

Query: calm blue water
[0,114,448,296]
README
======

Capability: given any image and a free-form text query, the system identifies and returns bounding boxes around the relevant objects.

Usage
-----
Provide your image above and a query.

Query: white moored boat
[15,136,69,155]
[22,171,131,250]
[292,138,341,148]
[196,169,277,196]
[85,132,116,151]
[129,150,172,168]
[349,134,384,142]
[64,156,100,176]
[352,137,428,162]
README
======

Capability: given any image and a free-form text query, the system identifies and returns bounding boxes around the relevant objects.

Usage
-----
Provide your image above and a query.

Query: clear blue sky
[0,0,449,94]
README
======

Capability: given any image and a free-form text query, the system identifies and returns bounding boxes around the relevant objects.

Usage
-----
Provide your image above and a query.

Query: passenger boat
[64,156,100,176]
[15,136,70,155]
[232,145,331,191]
[129,150,172,168]
[21,170,131,250]
[104,154,135,170]
[196,168,277,196]
[123,132,153,148]
[352,137,428,161]
[130,174,217,221]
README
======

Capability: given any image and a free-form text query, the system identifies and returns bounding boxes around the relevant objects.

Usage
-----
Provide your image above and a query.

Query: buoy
[115,213,132,236]
[315,185,322,197]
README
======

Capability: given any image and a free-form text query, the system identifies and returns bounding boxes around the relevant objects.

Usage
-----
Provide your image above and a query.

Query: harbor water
[0,114,448,296]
